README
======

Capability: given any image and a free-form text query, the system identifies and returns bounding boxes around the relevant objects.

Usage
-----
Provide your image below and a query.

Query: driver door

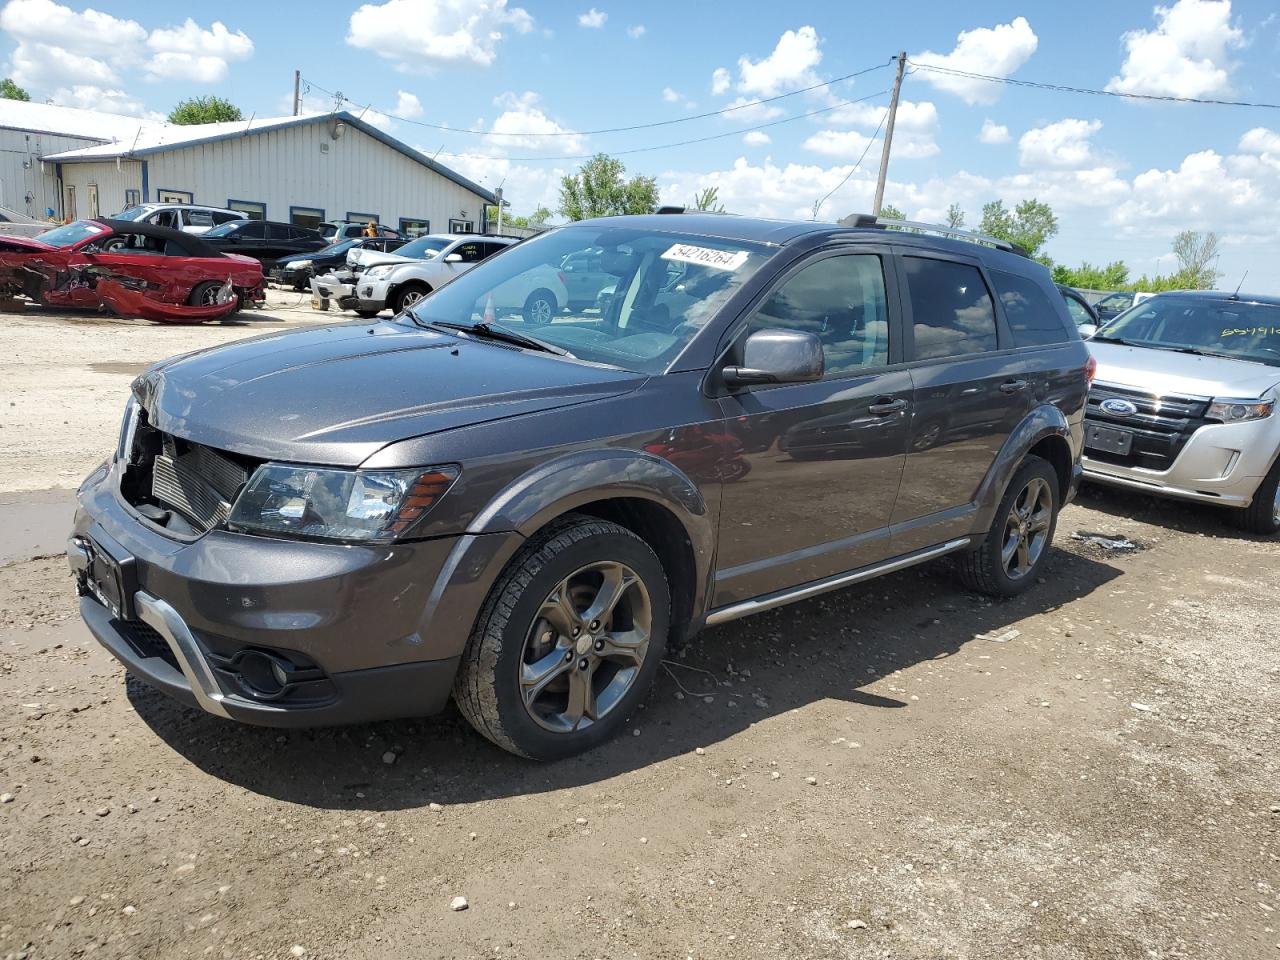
[66,232,174,304]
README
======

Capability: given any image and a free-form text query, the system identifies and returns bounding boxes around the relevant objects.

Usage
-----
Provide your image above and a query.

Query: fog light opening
[236,650,288,698]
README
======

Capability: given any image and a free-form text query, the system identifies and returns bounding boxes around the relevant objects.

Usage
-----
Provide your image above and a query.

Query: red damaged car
[0,218,264,323]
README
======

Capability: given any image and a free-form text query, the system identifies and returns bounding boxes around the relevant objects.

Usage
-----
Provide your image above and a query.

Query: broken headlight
[228,464,458,542]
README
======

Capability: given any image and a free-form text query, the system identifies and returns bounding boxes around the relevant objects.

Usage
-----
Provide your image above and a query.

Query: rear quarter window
[903,257,998,361]
[991,270,1072,347]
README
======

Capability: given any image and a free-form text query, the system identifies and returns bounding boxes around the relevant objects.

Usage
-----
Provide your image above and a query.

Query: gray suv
[70,213,1091,759]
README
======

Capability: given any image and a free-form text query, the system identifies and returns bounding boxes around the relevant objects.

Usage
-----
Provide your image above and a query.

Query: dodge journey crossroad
[70,212,1092,759]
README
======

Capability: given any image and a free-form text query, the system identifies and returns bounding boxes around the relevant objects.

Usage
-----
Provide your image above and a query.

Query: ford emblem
[1100,398,1138,417]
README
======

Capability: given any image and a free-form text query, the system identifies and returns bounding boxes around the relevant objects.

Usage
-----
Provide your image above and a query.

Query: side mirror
[723,329,824,388]
[444,253,463,263]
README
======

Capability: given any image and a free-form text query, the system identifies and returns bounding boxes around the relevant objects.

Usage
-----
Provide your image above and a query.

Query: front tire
[454,516,670,760]
[1232,457,1280,535]
[956,455,1059,597]
[392,283,430,315]
[522,288,557,326]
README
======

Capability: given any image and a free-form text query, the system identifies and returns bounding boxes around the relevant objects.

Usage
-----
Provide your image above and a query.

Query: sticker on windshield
[660,243,749,272]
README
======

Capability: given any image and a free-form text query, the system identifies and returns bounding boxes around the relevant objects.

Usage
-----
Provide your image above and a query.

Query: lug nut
[572,626,581,637]
[564,650,573,661]
[578,658,589,671]
[594,640,604,651]
[589,620,601,631]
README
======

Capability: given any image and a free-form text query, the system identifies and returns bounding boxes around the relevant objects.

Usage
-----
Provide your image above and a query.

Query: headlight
[1207,397,1275,423]
[364,265,394,278]
[228,464,458,542]
[116,396,140,462]
[291,259,312,269]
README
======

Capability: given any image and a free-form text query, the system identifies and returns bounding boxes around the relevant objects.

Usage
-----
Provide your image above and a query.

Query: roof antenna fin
[1230,270,1247,299]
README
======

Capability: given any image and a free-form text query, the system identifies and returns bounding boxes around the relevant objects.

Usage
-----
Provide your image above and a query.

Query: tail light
[557,270,567,286]
[1084,354,1097,385]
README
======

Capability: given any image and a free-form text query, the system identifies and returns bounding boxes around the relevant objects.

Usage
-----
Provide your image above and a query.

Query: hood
[0,235,54,253]
[135,320,643,466]
[1089,341,1280,399]
[348,247,428,269]
[275,251,321,266]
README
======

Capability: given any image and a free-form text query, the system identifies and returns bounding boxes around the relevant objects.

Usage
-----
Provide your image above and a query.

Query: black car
[1093,291,1136,322]
[200,219,327,263]
[70,212,1091,760]
[269,237,410,290]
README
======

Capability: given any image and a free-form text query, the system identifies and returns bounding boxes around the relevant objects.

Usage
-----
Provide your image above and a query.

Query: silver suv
[1084,291,1280,534]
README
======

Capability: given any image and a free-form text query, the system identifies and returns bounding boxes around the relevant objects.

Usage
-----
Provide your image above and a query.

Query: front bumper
[68,462,491,727]
[270,266,311,288]
[1083,416,1279,508]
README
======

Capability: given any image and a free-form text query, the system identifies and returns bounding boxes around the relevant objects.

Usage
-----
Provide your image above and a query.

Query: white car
[1084,290,1280,534]
[112,203,244,235]
[311,233,463,315]
[344,235,520,317]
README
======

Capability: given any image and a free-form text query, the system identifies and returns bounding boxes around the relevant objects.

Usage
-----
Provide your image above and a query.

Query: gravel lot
[0,297,1277,960]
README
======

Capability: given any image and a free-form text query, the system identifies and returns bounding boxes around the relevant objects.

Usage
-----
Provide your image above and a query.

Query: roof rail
[837,213,1029,258]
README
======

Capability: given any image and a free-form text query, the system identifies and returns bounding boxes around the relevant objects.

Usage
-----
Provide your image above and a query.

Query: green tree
[979,198,1058,258]
[878,203,905,221]
[558,153,659,221]
[690,186,725,212]
[168,96,243,125]
[1052,260,1130,290]
[0,77,30,101]
[945,202,965,229]
[488,204,555,229]
[1170,230,1220,289]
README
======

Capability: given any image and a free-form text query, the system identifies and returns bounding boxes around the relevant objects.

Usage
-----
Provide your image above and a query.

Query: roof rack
[838,213,1029,258]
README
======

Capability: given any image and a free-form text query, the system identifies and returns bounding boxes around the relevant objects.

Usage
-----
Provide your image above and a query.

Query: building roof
[0,98,166,143]
[41,110,495,204]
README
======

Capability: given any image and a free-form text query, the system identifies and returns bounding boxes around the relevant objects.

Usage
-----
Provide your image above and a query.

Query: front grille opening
[121,413,259,535]
[1084,384,1212,471]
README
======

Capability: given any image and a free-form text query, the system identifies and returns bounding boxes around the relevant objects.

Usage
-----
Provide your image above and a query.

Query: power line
[299,59,892,139]
[905,59,1280,109]
[431,90,890,163]
[812,105,889,220]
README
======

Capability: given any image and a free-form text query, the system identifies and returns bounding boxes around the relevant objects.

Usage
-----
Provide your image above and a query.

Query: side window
[153,210,179,230]
[185,210,214,229]
[903,257,998,361]
[266,223,292,240]
[479,241,507,260]
[748,254,890,379]
[455,242,484,263]
[1063,295,1093,328]
[235,221,266,239]
[991,270,1071,347]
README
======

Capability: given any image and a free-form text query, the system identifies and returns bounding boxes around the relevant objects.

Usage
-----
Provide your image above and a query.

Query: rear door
[713,246,914,605]
[891,253,1035,550]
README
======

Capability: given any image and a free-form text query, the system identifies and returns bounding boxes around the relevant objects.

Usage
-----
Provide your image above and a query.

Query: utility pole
[494,185,504,235]
[872,51,906,217]
[292,70,301,116]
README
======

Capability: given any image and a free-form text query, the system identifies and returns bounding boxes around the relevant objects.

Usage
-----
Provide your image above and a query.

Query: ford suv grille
[1084,382,1212,471]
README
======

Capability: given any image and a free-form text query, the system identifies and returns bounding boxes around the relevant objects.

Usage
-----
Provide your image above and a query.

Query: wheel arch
[971,403,1078,535]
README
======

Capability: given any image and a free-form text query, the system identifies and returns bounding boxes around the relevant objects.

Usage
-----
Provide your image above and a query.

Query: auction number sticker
[660,243,749,272]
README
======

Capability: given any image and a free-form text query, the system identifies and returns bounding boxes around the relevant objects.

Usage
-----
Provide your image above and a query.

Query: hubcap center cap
[575,635,593,656]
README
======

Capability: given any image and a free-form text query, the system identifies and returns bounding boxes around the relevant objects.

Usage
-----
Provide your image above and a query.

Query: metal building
[0,100,496,236]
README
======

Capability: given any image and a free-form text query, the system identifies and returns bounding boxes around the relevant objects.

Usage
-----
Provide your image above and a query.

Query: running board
[704,538,971,627]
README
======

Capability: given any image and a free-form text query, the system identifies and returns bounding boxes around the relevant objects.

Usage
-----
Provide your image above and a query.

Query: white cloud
[434,151,566,214]
[979,118,1010,144]
[485,90,583,153]
[710,67,731,95]
[144,19,252,82]
[393,90,424,119]
[743,131,771,146]
[626,24,645,38]
[662,87,681,103]
[49,84,162,120]
[1107,0,1244,98]
[803,129,876,158]
[1112,149,1259,230]
[347,0,533,70]
[0,0,145,89]
[1018,118,1103,168]
[735,25,823,96]
[819,99,937,159]
[911,17,1039,104]
[721,96,784,123]
[577,8,606,28]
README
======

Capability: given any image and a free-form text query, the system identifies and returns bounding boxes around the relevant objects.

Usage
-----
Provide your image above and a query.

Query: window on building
[290,206,324,229]
[399,218,430,238]
[347,212,378,226]
[903,257,998,361]
[227,200,265,221]
[124,188,140,208]
[157,189,193,204]
[747,254,891,380]
[448,218,474,234]
[991,270,1071,348]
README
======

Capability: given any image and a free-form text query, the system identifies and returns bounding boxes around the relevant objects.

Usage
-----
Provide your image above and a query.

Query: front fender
[971,403,1078,533]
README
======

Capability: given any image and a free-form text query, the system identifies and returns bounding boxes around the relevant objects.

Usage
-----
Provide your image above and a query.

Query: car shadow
[127,544,1124,810]
[1074,482,1268,542]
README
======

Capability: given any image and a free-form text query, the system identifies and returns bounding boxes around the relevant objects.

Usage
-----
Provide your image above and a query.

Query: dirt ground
[0,298,1277,960]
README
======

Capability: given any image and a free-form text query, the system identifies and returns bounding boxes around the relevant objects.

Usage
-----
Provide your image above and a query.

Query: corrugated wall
[0,129,101,220]
[60,161,143,218]
[144,121,489,230]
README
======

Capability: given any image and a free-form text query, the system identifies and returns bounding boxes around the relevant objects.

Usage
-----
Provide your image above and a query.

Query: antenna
[1231,270,1248,298]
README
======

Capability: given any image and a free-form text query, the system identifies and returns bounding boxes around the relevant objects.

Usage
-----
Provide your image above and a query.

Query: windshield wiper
[424,319,574,357]
[1090,335,1144,346]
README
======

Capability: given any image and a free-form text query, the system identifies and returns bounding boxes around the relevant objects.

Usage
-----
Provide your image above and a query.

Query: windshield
[203,221,246,238]
[1097,292,1133,311]
[403,225,773,374]
[1096,295,1280,367]
[34,220,108,248]
[113,206,147,222]
[396,235,451,259]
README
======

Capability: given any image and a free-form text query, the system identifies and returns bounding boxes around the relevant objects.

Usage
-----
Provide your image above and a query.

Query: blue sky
[3,0,1279,290]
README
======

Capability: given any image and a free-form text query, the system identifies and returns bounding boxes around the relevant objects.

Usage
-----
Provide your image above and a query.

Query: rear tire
[454,515,670,760]
[355,309,380,319]
[522,288,557,326]
[1231,457,1280,535]
[956,455,1059,597]
[187,281,224,307]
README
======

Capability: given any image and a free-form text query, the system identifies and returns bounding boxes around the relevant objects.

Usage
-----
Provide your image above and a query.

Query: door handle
[999,379,1029,395]
[869,397,909,416]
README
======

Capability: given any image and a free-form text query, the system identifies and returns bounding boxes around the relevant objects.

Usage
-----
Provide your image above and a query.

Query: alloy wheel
[519,561,652,733]
[1001,476,1053,580]
[401,289,426,309]
[530,297,553,324]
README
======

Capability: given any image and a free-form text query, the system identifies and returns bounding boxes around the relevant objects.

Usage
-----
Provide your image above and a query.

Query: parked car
[1084,291,1280,534]
[1058,284,1100,337]
[269,237,409,291]
[320,221,405,242]
[313,234,512,317]
[70,212,1090,758]
[1093,290,1156,322]
[113,203,244,235]
[200,219,327,263]
[0,218,264,321]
